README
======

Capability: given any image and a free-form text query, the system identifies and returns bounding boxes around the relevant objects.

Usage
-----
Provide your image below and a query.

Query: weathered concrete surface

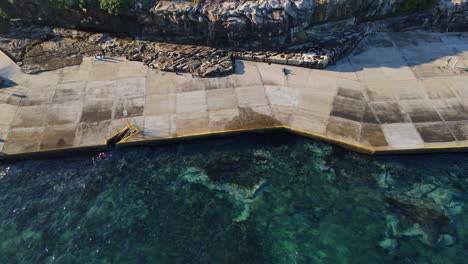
[1,31,468,156]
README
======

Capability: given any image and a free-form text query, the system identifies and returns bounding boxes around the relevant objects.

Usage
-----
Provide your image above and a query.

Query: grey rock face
[6,0,467,47]
[144,0,406,46]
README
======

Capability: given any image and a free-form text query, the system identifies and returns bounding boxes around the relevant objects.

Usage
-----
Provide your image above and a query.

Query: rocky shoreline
[0,1,467,77]
[0,22,367,77]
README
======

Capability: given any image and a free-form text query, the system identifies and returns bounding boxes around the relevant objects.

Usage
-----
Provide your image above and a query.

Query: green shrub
[99,0,134,15]
[0,8,9,21]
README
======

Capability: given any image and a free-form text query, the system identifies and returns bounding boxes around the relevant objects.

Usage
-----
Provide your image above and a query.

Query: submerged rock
[383,183,464,246]
[375,171,394,189]
[179,167,270,222]
[400,224,433,246]
[437,234,456,247]
[379,238,398,250]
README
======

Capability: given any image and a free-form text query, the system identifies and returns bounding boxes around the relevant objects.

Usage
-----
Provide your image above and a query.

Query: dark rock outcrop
[4,0,456,47]
[0,24,367,76]
[383,183,463,246]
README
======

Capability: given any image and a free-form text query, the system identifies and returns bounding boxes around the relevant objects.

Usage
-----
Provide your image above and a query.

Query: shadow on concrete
[94,58,118,63]
[0,77,18,89]
[11,93,27,99]
[329,32,468,73]
[235,60,245,75]
[102,57,123,62]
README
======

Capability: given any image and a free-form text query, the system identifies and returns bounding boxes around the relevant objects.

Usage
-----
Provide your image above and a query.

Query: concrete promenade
[1,31,468,157]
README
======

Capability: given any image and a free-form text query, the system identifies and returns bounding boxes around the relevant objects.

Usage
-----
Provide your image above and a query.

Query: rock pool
[0,133,467,263]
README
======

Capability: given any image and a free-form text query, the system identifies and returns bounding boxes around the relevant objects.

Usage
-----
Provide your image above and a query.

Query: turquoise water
[0,133,467,263]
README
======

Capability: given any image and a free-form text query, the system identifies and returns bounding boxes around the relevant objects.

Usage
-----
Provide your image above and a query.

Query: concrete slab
[76,121,110,146]
[46,102,82,126]
[209,108,240,131]
[297,91,334,117]
[3,31,468,156]
[146,71,177,95]
[362,105,379,124]
[0,91,24,106]
[144,114,176,138]
[111,116,144,133]
[40,125,77,150]
[283,67,314,89]
[20,89,55,106]
[371,102,410,124]
[174,76,207,93]
[0,103,18,129]
[89,60,119,81]
[85,80,115,100]
[432,99,468,121]
[10,105,47,128]
[360,124,388,147]
[447,121,468,141]
[116,60,148,79]
[415,123,456,143]
[176,90,207,113]
[17,71,60,89]
[176,112,209,135]
[265,86,298,107]
[382,66,417,81]
[3,127,44,154]
[203,76,237,90]
[336,87,366,101]
[399,100,443,123]
[235,86,268,107]
[365,80,396,102]
[290,110,327,134]
[421,78,457,99]
[326,117,361,142]
[382,124,424,148]
[224,106,278,130]
[356,67,386,81]
[336,78,362,91]
[80,99,113,123]
[0,129,7,153]
[58,65,90,84]
[206,88,238,111]
[228,62,263,88]
[112,78,145,98]
[52,85,84,103]
[330,96,366,122]
[392,80,427,100]
[271,105,294,125]
[114,97,145,119]
[145,93,176,116]
[306,72,338,94]
[447,78,468,98]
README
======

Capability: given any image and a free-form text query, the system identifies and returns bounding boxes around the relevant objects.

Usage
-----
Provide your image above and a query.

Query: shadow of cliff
[327,32,468,74]
[0,77,18,89]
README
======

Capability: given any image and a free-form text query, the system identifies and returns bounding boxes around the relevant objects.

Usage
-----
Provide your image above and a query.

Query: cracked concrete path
[1,31,468,157]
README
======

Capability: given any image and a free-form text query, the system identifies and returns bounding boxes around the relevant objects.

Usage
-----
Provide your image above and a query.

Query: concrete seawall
[1,31,468,159]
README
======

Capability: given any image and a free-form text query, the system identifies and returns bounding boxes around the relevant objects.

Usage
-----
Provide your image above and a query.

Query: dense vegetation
[98,0,135,15]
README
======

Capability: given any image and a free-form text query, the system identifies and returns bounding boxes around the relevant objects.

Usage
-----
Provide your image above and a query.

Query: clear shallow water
[0,133,467,264]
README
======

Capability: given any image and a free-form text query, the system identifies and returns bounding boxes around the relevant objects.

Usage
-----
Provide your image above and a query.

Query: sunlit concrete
[1,31,468,156]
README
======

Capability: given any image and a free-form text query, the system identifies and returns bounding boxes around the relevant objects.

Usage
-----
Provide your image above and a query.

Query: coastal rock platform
[1,31,468,157]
